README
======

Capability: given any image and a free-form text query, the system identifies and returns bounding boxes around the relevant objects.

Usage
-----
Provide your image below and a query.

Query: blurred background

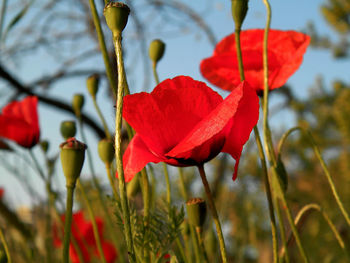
[0,0,350,262]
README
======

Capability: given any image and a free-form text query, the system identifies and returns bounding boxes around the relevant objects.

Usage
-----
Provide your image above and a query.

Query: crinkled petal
[123,76,222,156]
[167,82,258,167]
[121,134,164,182]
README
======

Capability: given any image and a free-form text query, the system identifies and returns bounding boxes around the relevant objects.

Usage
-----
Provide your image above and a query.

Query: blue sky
[1,0,349,207]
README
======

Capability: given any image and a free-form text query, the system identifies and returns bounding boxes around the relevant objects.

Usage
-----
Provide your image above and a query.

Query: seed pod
[60,121,77,140]
[186,197,207,228]
[72,94,85,117]
[149,39,166,64]
[104,2,130,36]
[231,0,249,30]
[86,74,100,99]
[98,138,115,165]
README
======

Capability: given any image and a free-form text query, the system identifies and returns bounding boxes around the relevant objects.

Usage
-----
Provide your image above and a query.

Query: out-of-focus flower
[53,211,117,263]
[200,29,310,94]
[120,76,259,181]
[0,96,40,148]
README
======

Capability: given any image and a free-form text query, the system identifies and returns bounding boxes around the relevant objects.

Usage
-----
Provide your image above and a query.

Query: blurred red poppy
[0,96,40,148]
[120,76,259,182]
[53,211,117,263]
[0,188,4,199]
[200,29,310,94]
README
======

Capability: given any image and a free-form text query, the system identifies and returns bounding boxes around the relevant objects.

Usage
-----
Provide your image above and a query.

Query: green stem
[260,0,310,261]
[175,238,188,263]
[152,62,160,85]
[63,186,75,263]
[278,127,350,228]
[178,168,188,200]
[190,225,201,263]
[163,163,171,206]
[235,20,279,262]
[113,32,135,262]
[275,200,290,263]
[140,168,150,217]
[253,127,279,263]
[88,0,117,97]
[92,98,112,139]
[106,164,120,202]
[195,227,209,263]
[0,227,11,263]
[0,0,7,40]
[286,203,350,258]
[77,181,107,263]
[197,164,227,263]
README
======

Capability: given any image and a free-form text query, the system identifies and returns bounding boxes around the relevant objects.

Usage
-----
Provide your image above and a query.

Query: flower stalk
[197,164,227,263]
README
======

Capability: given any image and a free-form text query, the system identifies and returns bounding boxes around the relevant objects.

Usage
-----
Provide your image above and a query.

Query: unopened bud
[186,198,207,228]
[60,138,87,188]
[86,74,100,99]
[104,2,130,36]
[98,139,114,165]
[231,0,249,30]
[72,94,85,117]
[40,140,49,153]
[60,121,77,140]
[149,39,166,64]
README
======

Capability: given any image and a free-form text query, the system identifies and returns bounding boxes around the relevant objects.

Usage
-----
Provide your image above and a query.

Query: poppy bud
[186,198,207,228]
[40,140,49,153]
[72,94,85,117]
[104,2,130,36]
[60,121,77,140]
[98,138,115,165]
[127,175,140,198]
[149,39,166,64]
[231,0,249,30]
[60,138,87,188]
[86,74,100,99]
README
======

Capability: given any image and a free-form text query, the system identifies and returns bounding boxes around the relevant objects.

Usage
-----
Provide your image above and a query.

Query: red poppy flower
[120,76,259,182]
[200,29,310,93]
[0,96,40,148]
[53,211,117,263]
[0,188,4,199]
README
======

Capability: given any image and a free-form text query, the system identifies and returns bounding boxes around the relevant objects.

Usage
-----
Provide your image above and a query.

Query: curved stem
[92,98,112,140]
[88,0,117,97]
[63,186,75,263]
[77,181,107,263]
[114,32,135,262]
[197,164,227,263]
[275,200,290,263]
[281,203,349,259]
[0,227,11,263]
[253,127,279,262]
[278,127,350,228]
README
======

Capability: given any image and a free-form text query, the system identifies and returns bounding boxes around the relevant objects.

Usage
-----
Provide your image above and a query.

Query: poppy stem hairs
[197,164,227,263]
[104,2,136,262]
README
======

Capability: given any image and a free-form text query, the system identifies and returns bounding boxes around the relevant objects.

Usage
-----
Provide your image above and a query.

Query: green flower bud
[40,140,49,153]
[60,121,77,140]
[86,74,100,99]
[98,139,115,165]
[231,0,249,30]
[149,39,166,64]
[186,197,207,228]
[60,138,87,188]
[127,175,140,198]
[104,2,130,36]
[72,94,85,117]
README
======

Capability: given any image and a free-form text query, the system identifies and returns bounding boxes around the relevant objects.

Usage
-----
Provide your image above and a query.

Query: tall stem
[88,0,117,96]
[0,227,11,263]
[114,32,135,262]
[253,127,278,262]
[77,181,107,263]
[63,186,75,263]
[106,164,120,202]
[197,164,227,263]
[92,98,112,140]
[234,22,278,262]
[261,0,310,261]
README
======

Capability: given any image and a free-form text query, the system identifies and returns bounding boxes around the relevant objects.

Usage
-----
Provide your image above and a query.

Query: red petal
[167,82,258,166]
[101,242,118,263]
[121,134,164,182]
[123,76,222,157]
[201,29,310,92]
[221,83,260,180]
